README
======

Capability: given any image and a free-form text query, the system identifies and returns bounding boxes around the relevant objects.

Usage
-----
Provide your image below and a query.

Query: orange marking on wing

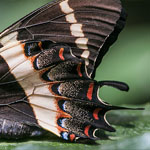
[70,134,76,141]
[59,48,65,61]
[55,98,71,117]
[93,108,102,120]
[57,114,71,119]
[87,82,94,100]
[44,89,71,120]
[21,43,25,49]
[84,125,91,137]
[77,63,82,77]
[21,43,36,66]
[29,55,36,64]
[57,126,67,132]
[38,41,43,50]
[56,115,71,133]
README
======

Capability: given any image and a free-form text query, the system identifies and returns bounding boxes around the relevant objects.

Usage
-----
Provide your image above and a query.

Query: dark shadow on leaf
[0,132,63,143]
[0,132,100,145]
[76,138,99,145]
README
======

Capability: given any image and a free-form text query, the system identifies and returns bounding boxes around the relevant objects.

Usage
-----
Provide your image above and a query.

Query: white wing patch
[0,41,62,136]
[59,0,74,14]
[81,50,90,59]
[66,13,77,23]
[30,105,57,129]
[38,121,60,137]
[75,38,88,50]
[70,24,84,37]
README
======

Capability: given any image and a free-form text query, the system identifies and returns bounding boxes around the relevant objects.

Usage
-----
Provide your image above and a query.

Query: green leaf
[0,104,149,150]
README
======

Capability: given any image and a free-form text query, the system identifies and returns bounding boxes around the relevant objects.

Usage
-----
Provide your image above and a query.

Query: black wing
[0,0,131,141]
[0,0,126,78]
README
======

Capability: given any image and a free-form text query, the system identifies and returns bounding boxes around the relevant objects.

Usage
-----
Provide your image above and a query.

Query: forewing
[0,0,126,78]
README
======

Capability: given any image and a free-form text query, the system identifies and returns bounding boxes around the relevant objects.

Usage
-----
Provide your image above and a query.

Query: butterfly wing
[0,0,129,141]
[0,0,126,78]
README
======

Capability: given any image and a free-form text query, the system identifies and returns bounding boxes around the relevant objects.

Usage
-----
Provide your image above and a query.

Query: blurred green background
[0,0,149,105]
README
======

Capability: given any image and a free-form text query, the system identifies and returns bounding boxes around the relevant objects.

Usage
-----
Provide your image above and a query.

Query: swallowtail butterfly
[0,0,141,141]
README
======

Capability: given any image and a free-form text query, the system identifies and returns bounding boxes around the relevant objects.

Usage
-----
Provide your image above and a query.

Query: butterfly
[0,0,142,141]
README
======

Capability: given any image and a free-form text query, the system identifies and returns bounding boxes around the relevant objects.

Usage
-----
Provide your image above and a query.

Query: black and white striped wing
[0,0,129,141]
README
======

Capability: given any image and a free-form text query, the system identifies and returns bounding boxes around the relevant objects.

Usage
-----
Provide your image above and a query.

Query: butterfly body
[0,0,137,141]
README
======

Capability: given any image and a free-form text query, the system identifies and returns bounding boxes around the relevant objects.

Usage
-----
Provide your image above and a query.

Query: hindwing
[0,0,140,142]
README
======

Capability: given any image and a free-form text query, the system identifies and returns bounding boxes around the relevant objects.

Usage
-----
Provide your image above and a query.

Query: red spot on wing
[77,63,82,77]
[87,83,94,100]
[70,134,76,141]
[84,125,91,137]
[59,48,65,61]
[93,108,102,120]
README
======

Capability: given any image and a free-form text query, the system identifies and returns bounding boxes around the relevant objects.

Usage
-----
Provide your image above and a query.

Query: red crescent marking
[59,48,65,61]
[77,63,82,77]
[93,108,102,120]
[84,125,91,137]
[87,83,94,100]
[70,134,76,141]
